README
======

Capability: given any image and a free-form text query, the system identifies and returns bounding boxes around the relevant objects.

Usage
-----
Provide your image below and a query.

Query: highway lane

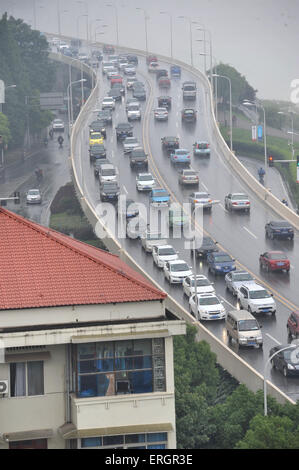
[74,55,299,401]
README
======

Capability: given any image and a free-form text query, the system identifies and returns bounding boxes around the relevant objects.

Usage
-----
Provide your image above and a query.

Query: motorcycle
[35,168,43,182]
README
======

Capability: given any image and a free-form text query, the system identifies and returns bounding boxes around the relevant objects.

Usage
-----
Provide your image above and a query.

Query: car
[141,229,168,252]
[115,122,133,140]
[168,208,189,228]
[52,118,64,131]
[97,109,113,125]
[124,65,136,76]
[193,141,210,157]
[178,169,199,186]
[269,345,299,377]
[132,87,146,100]
[89,120,106,138]
[136,172,155,191]
[127,54,138,65]
[259,251,290,273]
[163,259,192,284]
[226,309,263,349]
[265,220,294,240]
[224,193,251,212]
[170,65,181,78]
[108,88,122,102]
[170,149,191,165]
[93,158,111,178]
[102,61,115,75]
[132,81,145,90]
[103,44,115,54]
[26,188,42,204]
[110,75,123,86]
[126,76,138,89]
[158,77,171,88]
[107,68,119,79]
[99,181,120,201]
[98,163,118,184]
[189,293,226,321]
[146,55,158,65]
[183,274,215,298]
[182,108,197,122]
[154,107,168,121]
[287,311,299,339]
[188,192,212,211]
[89,132,104,145]
[111,81,125,96]
[152,245,179,268]
[126,97,139,110]
[117,198,139,219]
[129,148,148,170]
[158,96,172,109]
[190,236,219,258]
[126,218,147,239]
[237,283,276,315]
[156,69,168,80]
[102,96,115,110]
[123,136,140,154]
[148,61,159,73]
[161,136,179,153]
[225,270,256,296]
[207,251,236,275]
[127,103,141,121]
[89,143,106,161]
[182,81,197,100]
[150,188,170,207]
[118,58,129,70]
[108,54,119,65]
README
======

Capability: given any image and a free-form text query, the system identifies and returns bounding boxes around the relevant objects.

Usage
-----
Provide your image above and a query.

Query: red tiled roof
[0,208,166,310]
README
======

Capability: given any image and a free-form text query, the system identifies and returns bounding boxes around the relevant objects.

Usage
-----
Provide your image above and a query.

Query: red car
[110,75,123,85]
[158,77,171,88]
[287,311,299,339]
[146,55,158,64]
[259,251,290,272]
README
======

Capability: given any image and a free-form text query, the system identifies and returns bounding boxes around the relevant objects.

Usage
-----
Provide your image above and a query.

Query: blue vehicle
[170,65,181,78]
[207,251,236,275]
[170,149,191,165]
[150,188,170,207]
[193,141,210,157]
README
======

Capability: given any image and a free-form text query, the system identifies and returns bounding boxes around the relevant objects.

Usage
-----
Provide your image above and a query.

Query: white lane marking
[111,149,114,159]
[123,185,128,194]
[290,264,294,269]
[176,122,179,128]
[243,226,258,240]
[266,333,281,345]
[201,182,209,192]
[219,295,237,310]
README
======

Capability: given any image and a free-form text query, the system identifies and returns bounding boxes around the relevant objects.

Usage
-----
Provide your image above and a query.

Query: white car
[183,275,215,298]
[237,283,276,315]
[26,189,42,204]
[154,107,168,121]
[127,103,141,121]
[102,97,115,110]
[136,173,155,191]
[52,119,64,131]
[163,259,192,284]
[123,137,140,154]
[98,163,118,184]
[152,245,179,268]
[124,65,136,75]
[225,270,256,296]
[141,230,167,253]
[189,293,226,321]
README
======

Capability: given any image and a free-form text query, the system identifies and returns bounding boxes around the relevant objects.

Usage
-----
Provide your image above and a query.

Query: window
[10,361,44,397]
[76,338,165,398]
[80,432,167,449]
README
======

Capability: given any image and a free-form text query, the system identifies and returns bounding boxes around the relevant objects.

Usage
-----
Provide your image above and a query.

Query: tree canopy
[212,63,257,107]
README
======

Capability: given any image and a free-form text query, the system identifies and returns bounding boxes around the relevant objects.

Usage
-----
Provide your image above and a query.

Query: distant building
[0,208,185,449]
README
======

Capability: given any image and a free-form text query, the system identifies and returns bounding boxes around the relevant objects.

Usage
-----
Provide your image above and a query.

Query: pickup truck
[141,230,168,253]
[115,122,133,141]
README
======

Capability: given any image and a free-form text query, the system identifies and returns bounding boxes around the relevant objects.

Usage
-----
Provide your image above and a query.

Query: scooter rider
[58,135,64,147]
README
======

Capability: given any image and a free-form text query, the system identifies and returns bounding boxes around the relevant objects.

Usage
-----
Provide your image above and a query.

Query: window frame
[9,361,44,398]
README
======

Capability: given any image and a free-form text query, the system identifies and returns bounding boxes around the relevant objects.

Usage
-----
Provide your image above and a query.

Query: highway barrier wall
[49,41,295,406]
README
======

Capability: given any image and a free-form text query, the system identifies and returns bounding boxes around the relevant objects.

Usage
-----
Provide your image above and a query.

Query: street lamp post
[213,74,233,151]
[197,27,213,93]
[76,13,88,49]
[160,11,173,62]
[136,8,148,56]
[67,79,87,133]
[106,3,119,48]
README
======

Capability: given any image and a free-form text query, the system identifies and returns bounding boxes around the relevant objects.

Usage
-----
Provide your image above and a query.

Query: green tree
[212,63,257,107]
[0,112,11,145]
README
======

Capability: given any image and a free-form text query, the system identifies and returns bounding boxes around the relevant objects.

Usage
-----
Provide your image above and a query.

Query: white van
[225,309,263,348]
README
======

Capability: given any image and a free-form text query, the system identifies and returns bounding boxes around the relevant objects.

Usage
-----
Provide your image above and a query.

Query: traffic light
[268,155,274,167]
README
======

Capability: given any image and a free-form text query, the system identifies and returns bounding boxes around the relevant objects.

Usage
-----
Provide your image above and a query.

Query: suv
[115,122,133,140]
[158,96,172,109]
[89,143,106,161]
[237,283,276,315]
[89,120,106,138]
[265,220,294,240]
[224,193,250,212]
[189,293,226,321]
[178,168,199,186]
[129,147,148,170]
[161,136,179,153]
[182,108,197,122]
[287,311,299,339]
[99,181,120,201]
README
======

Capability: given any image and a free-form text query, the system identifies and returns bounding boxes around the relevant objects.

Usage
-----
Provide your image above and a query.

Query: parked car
[89,120,106,138]
[158,77,171,88]
[170,65,181,78]
[154,107,168,121]
[158,96,172,109]
[237,283,276,315]
[102,96,115,110]
[193,141,210,157]
[188,192,212,211]
[127,103,141,121]
[98,163,118,184]
[265,220,294,240]
[190,236,218,258]
[161,136,179,153]
[115,122,133,140]
[207,251,236,275]
[150,188,170,207]
[89,143,106,161]
[182,108,197,122]
[224,193,251,212]
[259,251,290,273]
[269,345,299,377]
[178,169,199,186]
[141,229,167,252]
[99,181,120,201]
[225,270,255,296]
[52,118,64,131]
[170,149,191,165]
[189,293,226,321]
[136,172,155,191]
[287,311,299,339]
[123,136,140,154]
[183,274,215,298]
[164,259,192,284]
[152,245,179,268]
[26,188,42,204]
[129,148,148,170]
